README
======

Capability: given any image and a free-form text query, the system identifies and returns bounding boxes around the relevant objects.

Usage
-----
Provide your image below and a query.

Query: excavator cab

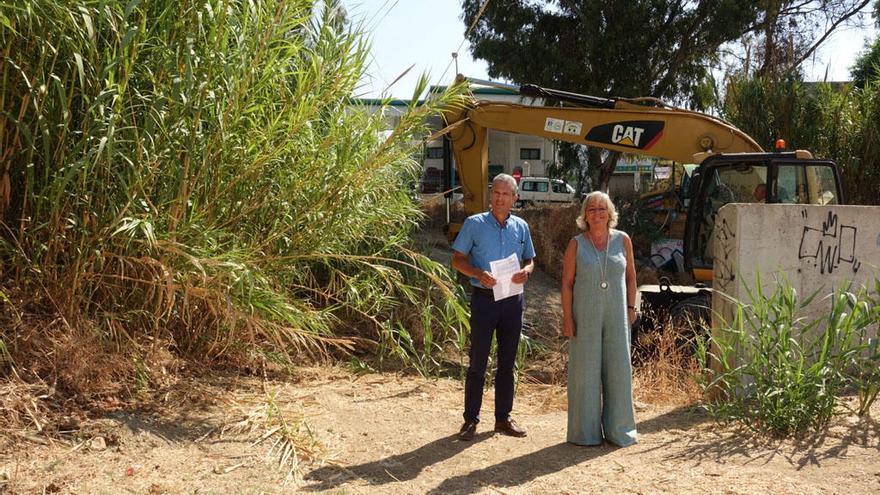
[683,153,844,280]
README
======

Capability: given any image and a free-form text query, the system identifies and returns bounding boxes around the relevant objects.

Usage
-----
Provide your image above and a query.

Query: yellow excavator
[441,75,844,333]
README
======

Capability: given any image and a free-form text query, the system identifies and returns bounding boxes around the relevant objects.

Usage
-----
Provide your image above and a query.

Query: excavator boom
[442,82,763,216]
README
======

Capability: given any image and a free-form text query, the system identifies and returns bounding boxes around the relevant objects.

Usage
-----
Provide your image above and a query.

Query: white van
[516,177,577,207]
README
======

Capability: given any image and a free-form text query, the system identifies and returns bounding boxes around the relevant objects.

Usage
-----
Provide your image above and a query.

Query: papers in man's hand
[489,253,523,301]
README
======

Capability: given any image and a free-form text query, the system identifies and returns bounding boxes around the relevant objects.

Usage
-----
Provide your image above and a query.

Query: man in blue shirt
[452,173,536,441]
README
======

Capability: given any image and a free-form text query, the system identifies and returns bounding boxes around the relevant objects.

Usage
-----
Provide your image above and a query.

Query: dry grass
[524,382,569,413]
[0,299,186,441]
[633,316,703,405]
[0,375,56,439]
[516,203,580,280]
[4,313,183,398]
[218,385,331,483]
[0,320,128,417]
[418,194,450,228]
[522,325,703,409]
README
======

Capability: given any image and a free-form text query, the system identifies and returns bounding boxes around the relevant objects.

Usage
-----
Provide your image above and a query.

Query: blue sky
[342,0,878,99]
[342,0,489,99]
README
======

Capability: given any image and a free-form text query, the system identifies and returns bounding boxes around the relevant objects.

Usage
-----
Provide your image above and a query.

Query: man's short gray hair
[492,173,518,194]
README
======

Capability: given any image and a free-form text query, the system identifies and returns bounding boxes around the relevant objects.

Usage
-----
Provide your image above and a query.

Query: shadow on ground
[303,405,707,494]
[425,441,613,495]
[641,405,880,470]
[303,432,490,491]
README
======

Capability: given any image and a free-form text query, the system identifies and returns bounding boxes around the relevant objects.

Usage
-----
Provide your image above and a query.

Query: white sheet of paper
[489,253,523,301]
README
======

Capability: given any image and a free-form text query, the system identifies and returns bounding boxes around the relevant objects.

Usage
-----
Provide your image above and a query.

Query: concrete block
[711,203,880,338]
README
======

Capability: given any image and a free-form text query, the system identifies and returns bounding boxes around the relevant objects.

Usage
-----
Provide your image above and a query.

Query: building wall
[498,132,552,177]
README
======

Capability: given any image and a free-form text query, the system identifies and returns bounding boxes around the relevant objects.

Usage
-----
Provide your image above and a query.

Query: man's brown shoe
[494,418,527,437]
[458,421,477,441]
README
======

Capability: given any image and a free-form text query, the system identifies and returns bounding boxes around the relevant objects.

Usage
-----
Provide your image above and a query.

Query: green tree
[851,38,880,87]
[850,3,880,87]
[721,73,825,150]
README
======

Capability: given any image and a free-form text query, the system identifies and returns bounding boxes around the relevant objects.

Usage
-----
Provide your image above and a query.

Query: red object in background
[512,170,521,183]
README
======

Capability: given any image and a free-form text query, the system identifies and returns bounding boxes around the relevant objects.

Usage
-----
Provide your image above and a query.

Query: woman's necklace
[586,231,610,290]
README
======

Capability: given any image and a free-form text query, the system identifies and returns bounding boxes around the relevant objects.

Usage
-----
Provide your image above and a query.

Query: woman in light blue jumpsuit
[561,191,638,447]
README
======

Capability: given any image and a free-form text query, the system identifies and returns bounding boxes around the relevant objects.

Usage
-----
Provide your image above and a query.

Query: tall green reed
[697,274,879,436]
[835,278,880,416]
[0,0,469,388]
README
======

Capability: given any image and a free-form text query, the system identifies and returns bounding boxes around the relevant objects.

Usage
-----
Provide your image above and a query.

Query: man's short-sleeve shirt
[452,211,536,288]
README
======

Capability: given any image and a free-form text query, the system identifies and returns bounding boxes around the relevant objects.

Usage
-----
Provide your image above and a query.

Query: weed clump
[698,276,880,436]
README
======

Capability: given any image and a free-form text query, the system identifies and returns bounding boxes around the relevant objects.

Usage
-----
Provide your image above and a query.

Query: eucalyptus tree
[736,0,874,77]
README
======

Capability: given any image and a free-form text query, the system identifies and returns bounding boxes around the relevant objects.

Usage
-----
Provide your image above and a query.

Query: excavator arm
[442,79,763,219]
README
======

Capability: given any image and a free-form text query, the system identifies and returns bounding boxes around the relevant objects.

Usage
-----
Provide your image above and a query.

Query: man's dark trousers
[463,288,524,423]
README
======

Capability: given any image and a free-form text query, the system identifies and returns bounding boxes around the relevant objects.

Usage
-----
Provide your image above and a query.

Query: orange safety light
[775,139,786,151]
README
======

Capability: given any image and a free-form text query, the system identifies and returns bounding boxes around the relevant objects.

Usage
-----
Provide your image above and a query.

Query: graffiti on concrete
[713,217,736,291]
[798,210,861,275]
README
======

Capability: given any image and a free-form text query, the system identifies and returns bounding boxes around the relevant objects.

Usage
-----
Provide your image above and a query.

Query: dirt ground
[1,368,878,495]
[1,220,879,494]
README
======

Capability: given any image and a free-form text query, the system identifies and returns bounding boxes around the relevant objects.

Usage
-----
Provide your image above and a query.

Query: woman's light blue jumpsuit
[567,230,638,446]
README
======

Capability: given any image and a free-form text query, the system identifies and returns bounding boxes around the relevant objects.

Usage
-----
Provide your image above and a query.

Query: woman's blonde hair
[575,191,619,231]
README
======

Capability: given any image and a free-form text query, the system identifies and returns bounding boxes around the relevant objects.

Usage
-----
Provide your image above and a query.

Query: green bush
[698,274,880,436]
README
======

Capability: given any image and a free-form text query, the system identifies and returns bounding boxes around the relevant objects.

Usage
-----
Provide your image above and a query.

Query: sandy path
[299,371,880,495]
